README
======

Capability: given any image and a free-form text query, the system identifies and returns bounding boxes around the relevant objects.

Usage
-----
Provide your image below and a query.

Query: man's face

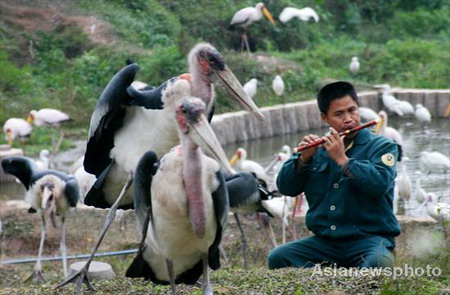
[320,95,361,138]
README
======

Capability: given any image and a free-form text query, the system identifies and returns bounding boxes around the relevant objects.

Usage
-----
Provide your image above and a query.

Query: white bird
[272,75,285,96]
[229,2,275,53]
[425,193,450,221]
[35,149,50,170]
[126,96,231,295]
[413,171,426,204]
[279,7,319,23]
[376,111,403,145]
[396,158,412,202]
[376,111,403,160]
[419,151,450,175]
[359,106,380,123]
[243,78,258,99]
[397,100,415,116]
[27,108,71,127]
[415,103,432,123]
[230,147,268,183]
[3,118,32,146]
[1,156,79,282]
[374,84,403,116]
[265,145,291,175]
[349,56,360,75]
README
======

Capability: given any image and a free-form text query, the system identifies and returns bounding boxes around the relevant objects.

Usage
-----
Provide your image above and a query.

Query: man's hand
[322,127,349,167]
[298,134,320,164]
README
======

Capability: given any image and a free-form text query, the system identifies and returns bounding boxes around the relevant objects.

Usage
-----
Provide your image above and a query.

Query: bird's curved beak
[26,114,34,124]
[189,114,234,174]
[229,154,239,166]
[262,7,276,25]
[212,65,264,120]
[6,130,12,147]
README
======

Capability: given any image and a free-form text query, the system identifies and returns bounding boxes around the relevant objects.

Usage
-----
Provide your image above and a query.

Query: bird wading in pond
[1,156,79,283]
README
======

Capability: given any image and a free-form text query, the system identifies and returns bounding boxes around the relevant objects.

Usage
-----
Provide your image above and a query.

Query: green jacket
[276,129,401,241]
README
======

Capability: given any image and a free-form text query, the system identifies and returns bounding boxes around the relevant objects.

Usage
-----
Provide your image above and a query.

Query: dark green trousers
[268,235,395,269]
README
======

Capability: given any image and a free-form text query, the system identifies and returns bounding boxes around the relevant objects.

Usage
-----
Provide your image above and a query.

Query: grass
[0,207,449,294]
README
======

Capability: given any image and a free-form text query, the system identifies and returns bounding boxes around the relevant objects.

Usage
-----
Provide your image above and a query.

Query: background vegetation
[0,0,449,153]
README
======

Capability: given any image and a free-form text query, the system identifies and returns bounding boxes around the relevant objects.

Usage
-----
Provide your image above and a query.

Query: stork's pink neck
[182,137,206,238]
[190,67,214,109]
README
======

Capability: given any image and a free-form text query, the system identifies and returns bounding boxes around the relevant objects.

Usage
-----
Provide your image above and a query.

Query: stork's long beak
[6,130,12,147]
[189,114,234,174]
[229,154,239,166]
[212,65,264,121]
[262,7,276,25]
[375,117,384,134]
[26,114,34,124]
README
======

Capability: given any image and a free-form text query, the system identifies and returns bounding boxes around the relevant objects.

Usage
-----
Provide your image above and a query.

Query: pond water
[1,117,449,217]
[223,116,450,216]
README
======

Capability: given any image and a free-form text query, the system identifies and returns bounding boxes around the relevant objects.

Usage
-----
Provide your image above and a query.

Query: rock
[68,261,115,281]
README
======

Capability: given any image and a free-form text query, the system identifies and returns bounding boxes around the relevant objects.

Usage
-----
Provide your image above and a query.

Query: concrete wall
[211,89,450,146]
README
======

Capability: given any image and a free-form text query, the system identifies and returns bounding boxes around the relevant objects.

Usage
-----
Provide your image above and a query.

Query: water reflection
[224,117,450,214]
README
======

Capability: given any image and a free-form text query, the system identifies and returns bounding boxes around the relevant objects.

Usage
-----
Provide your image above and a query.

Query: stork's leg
[219,245,228,264]
[234,213,248,269]
[25,214,46,283]
[56,173,134,293]
[282,197,287,244]
[202,253,213,295]
[60,216,68,278]
[242,33,251,55]
[165,259,177,295]
[258,213,278,248]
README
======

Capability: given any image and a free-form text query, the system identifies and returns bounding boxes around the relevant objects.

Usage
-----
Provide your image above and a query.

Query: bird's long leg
[282,197,287,244]
[233,213,248,269]
[258,213,278,248]
[219,245,228,264]
[202,253,213,295]
[55,173,134,293]
[60,216,68,278]
[242,32,251,56]
[166,259,177,295]
[25,214,46,283]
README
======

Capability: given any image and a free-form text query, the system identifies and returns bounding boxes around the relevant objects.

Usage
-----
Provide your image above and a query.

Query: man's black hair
[317,81,359,114]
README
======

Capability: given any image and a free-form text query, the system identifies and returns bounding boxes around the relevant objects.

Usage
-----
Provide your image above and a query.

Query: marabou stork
[126,96,231,295]
[1,156,79,282]
[59,42,263,292]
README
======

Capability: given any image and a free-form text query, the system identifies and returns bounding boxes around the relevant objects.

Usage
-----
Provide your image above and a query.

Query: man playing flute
[268,81,400,269]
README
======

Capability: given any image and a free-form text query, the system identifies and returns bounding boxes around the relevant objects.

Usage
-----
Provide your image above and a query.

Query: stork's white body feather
[26,174,71,215]
[3,118,32,140]
[143,147,220,281]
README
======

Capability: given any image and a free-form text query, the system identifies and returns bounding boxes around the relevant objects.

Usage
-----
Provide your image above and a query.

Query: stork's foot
[55,266,95,294]
[24,268,45,283]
